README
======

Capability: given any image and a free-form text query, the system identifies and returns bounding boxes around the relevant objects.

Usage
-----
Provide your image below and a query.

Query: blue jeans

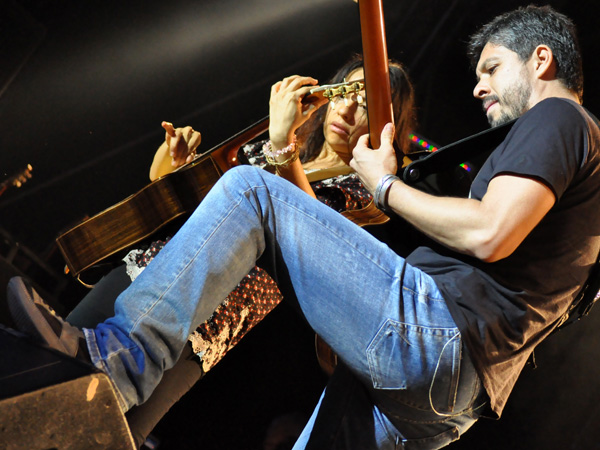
[84,166,486,449]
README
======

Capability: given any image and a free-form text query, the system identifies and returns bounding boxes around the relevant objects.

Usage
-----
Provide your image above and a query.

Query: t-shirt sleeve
[484,98,589,200]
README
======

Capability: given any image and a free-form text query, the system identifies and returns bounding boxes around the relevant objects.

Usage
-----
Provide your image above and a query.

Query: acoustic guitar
[56,118,269,276]
[55,78,336,276]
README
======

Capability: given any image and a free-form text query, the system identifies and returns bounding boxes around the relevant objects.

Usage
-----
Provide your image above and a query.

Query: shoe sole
[7,277,70,354]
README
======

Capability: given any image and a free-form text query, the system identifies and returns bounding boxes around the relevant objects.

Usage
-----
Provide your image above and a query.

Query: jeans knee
[221,165,265,186]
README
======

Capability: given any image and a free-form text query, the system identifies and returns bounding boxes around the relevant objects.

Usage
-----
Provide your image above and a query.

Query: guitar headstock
[0,164,33,195]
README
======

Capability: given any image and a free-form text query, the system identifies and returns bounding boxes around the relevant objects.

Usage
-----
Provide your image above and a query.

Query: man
[7,5,600,449]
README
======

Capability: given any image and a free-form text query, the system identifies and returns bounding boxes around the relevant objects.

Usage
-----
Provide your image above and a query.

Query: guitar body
[56,155,222,275]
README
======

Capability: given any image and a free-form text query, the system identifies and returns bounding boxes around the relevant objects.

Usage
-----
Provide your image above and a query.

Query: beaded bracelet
[263,137,299,168]
[374,174,400,212]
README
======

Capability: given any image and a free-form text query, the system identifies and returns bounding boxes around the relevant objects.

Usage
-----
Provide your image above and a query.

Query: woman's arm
[267,75,328,197]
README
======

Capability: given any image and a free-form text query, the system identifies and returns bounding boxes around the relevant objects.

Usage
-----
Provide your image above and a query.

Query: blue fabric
[84,166,485,449]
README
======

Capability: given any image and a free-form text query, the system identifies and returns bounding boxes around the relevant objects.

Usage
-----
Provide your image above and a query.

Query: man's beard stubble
[485,72,532,127]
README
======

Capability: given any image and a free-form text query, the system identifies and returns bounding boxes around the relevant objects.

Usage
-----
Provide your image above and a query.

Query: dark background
[1,0,600,449]
[1,0,599,253]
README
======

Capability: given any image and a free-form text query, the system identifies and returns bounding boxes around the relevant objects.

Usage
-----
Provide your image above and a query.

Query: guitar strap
[401,119,516,185]
[297,121,515,186]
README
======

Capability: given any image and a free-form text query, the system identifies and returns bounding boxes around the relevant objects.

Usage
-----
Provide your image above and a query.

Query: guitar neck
[200,116,270,173]
[359,0,393,148]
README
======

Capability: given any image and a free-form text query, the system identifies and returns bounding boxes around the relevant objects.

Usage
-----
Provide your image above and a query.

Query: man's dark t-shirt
[407,98,600,416]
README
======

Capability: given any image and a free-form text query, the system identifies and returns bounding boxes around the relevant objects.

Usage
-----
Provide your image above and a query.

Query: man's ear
[531,44,556,80]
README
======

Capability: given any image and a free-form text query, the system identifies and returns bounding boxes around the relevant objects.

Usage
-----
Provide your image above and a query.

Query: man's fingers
[381,122,395,146]
[356,133,371,150]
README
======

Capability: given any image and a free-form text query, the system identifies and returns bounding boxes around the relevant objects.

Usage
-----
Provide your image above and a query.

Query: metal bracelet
[374,174,399,211]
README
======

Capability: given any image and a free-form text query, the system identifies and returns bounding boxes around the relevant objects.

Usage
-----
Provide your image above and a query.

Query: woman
[66,54,416,448]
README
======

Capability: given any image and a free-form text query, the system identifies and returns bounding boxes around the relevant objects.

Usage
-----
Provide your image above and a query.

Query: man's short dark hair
[468,5,583,99]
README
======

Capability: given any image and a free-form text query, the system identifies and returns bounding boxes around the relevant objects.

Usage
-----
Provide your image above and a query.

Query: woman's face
[322,68,369,163]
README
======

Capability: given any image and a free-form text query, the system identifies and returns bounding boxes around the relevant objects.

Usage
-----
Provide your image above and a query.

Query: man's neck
[529,81,580,108]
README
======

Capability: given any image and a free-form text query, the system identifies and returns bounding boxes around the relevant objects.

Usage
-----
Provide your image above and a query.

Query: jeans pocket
[367,319,461,413]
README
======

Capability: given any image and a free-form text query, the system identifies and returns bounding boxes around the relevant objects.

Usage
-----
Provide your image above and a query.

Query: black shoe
[6,277,91,363]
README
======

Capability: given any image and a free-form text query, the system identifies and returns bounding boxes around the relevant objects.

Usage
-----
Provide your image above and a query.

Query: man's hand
[349,122,398,193]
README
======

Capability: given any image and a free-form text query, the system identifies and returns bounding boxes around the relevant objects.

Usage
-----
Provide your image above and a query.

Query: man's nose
[473,79,491,99]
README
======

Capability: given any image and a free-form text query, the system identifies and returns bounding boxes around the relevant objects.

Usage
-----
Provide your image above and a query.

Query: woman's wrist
[263,136,299,168]
[269,125,296,149]
[270,139,290,151]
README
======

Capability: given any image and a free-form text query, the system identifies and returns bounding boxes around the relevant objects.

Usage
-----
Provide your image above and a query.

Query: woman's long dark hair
[296,54,416,163]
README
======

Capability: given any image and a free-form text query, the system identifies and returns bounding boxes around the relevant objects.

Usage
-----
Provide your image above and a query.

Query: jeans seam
[367,320,392,388]
[450,340,461,411]
[401,285,445,303]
